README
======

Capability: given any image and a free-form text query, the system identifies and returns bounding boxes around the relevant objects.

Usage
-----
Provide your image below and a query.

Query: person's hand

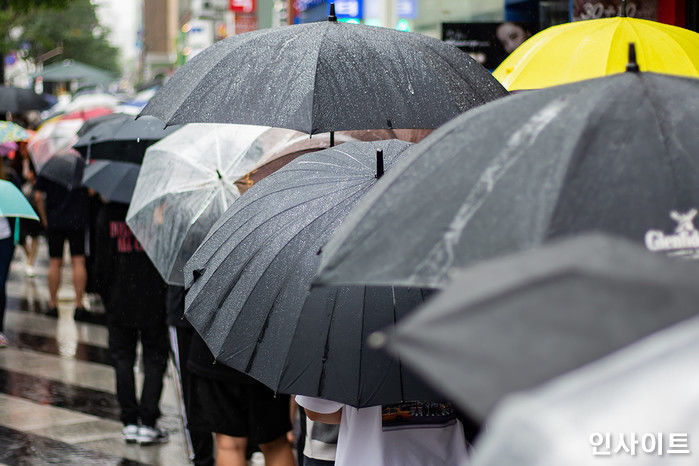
[287,430,295,445]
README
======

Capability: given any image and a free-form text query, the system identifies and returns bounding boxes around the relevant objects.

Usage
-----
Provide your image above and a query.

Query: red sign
[229,0,256,13]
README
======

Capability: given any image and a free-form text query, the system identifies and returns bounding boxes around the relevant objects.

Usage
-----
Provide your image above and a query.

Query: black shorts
[47,229,86,258]
[187,373,291,444]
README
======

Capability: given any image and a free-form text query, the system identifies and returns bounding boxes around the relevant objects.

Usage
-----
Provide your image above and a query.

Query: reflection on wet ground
[0,241,188,465]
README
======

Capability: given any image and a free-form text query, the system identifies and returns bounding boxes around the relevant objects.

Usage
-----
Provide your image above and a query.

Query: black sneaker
[45,307,58,317]
[73,307,89,320]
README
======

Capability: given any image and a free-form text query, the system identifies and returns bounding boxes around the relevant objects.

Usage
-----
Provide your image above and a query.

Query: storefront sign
[397,0,417,19]
[571,0,658,21]
[229,0,256,13]
[334,0,362,19]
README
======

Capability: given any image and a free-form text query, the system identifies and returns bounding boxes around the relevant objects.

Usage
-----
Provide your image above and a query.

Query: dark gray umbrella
[379,234,699,421]
[140,13,507,133]
[37,149,85,190]
[0,86,55,113]
[82,160,140,204]
[74,114,178,163]
[76,113,124,137]
[315,70,699,289]
[184,140,441,407]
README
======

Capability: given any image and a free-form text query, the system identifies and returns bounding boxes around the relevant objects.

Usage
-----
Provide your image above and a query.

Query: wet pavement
[0,239,189,465]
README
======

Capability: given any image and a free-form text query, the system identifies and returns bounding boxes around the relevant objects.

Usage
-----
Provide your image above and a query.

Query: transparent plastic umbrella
[28,119,83,170]
[126,123,350,285]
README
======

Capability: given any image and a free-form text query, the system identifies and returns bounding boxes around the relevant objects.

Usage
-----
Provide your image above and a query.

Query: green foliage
[1,0,120,75]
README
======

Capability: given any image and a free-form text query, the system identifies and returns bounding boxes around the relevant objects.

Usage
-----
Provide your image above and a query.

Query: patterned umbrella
[0,121,29,143]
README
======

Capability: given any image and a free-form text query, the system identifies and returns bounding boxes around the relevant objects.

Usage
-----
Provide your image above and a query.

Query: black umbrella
[184,140,441,407]
[37,149,85,190]
[82,160,140,204]
[379,234,699,421]
[76,113,124,137]
[74,114,178,163]
[141,8,507,133]
[315,68,699,289]
[0,86,55,113]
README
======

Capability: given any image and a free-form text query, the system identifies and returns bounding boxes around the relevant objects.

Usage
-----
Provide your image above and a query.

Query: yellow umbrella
[494,17,699,91]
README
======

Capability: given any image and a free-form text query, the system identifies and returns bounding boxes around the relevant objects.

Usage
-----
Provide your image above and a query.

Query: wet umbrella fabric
[74,114,179,163]
[0,86,55,113]
[28,119,83,169]
[37,149,85,190]
[184,140,438,407]
[126,124,339,285]
[140,21,507,133]
[82,160,140,204]
[382,234,699,421]
[471,316,699,466]
[76,113,124,137]
[316,72,699,289]
[0,180,39,220]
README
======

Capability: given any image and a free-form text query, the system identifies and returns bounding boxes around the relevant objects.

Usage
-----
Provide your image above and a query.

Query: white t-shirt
[296,396,469,466]
[0,218,11,240]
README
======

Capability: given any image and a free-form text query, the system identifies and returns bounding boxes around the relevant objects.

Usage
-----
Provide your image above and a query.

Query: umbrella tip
[367,331,387,349]
[620,0,627,17]
[626,42,640,73]
[328,3,337,22]
[216,169,223,179]
[375,149,384,179]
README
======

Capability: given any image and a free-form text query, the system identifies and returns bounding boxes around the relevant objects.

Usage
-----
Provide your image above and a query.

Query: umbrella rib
[315,288,339,397]
[308,23,330,134]
[216,189,369,372]
[355,286,367,406]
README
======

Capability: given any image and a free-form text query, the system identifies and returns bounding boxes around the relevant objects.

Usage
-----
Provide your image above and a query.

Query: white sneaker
[122,424,139,444]
[137,425,169,445]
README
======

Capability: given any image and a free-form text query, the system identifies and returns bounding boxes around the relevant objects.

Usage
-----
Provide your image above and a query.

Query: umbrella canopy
[65,93,119,113]
[28,119,83,169]
[471,315,699,466]
[0,180,39,220]
[35,60,116,87]
[141,17,507,133]
[0,121,30,143]
[184,140,436,407]
[126,124,346,285]
[381,234,699,421]
[82,160,140,204]
[37,149,85,190]
[60,107,113,121]
[494,17,699,91]
[0,86,56,113]
[0,142,17,157]
[315,71,699,289]
[74,114,179,163]
[76,113,124,137]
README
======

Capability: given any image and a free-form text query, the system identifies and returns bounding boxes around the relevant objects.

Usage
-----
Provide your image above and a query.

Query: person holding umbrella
[34,154,89,318]
[93,199,170,445]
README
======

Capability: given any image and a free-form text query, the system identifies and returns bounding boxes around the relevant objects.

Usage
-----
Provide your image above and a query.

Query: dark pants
[175,326,214,466]
[108,323,169,426]
[0,237,15,333]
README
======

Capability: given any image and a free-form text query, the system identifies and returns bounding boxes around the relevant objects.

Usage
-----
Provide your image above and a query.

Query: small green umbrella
[0,121,30,143]
[0,180,39,220]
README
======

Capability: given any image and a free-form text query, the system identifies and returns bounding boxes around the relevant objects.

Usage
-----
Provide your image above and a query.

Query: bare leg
[260,435,295,466]
[215,434,247,466]
[71,255,87,309]
[48,258,62,308]
[26,237,38,267]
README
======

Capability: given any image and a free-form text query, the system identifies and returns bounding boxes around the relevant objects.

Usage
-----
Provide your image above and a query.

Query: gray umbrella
[471,315,699,466]
[184,140,440,407]
[140,12,507,133]
[82,160,140,204]
[37,149,85,190]
[0,86,55,113]
[315,70,699,289]
[380,234,699,421]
